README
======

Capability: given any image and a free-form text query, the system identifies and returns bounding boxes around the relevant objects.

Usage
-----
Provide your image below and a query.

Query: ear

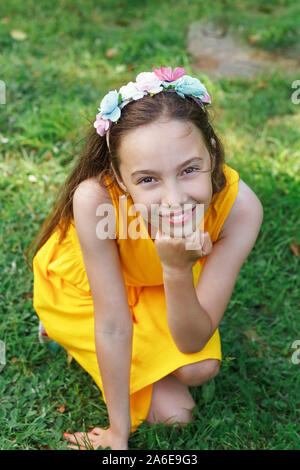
[211,138,216,148]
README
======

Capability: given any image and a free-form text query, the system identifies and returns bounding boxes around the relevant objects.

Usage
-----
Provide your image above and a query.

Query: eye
[138,176,155,184]
[137,167,200,184]
[183,166,200,175]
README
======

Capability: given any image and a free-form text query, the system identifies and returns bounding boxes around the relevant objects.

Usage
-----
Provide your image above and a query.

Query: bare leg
[146,373,196,427]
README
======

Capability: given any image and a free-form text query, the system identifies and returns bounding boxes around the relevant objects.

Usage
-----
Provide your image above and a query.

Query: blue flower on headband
[99,90,121,122]
[169,75,211,103]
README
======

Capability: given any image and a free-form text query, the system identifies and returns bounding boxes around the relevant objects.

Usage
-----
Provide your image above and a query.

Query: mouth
[159,206,196,225]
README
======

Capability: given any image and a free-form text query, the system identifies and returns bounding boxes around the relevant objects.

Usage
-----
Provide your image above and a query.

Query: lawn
[0,0,299,450]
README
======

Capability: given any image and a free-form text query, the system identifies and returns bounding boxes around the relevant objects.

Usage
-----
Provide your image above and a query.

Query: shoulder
[218,178,263,240]
[72,179,131,330]
[73,176,116,240]
[73,176,112,204]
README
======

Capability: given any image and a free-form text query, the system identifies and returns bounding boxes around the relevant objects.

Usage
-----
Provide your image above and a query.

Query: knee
[174,359,220,387]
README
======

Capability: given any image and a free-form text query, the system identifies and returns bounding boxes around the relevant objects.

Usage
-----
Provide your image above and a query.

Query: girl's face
[115,119,214,238]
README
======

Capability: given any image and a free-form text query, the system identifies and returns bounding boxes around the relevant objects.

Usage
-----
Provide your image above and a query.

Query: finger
[185,230,202,250]
[197,230,206,249]
[155,226,171,239]
[185,230,196,240]
[159,227,174,239]
[198,229,205,243]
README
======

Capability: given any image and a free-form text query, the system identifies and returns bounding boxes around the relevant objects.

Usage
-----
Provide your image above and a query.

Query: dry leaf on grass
[244,327,265,344]
[10,30,27,40]
[290,243,299,257]
[67,352,73,364]
[105,48,118,59]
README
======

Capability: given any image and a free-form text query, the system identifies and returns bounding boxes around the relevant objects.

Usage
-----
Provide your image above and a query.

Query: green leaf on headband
[118,93,122,104]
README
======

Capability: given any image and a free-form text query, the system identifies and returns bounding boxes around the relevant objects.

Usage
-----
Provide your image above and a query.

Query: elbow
[177,337,210,355]
[189,314,214,354]
[178,323,213,355]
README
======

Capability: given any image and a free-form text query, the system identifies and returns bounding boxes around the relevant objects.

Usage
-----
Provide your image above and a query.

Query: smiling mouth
[159,206,196,217]
[159,206,196,224]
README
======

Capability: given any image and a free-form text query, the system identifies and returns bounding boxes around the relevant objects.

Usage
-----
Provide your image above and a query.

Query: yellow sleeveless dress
[32,163,239,433]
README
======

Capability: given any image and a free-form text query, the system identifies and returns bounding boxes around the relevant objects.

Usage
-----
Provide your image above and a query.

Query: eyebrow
[131,157,204,178]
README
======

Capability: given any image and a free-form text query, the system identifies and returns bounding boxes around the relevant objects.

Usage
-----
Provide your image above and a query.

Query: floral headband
[93,65,212,149]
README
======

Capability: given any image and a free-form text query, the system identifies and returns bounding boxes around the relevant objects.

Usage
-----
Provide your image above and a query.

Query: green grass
[0,0,300,450]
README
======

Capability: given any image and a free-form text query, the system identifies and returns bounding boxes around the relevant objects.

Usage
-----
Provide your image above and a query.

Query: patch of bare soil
[188,21,300,79]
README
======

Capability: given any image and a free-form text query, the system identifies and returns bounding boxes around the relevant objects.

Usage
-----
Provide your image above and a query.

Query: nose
[161,183,188,210]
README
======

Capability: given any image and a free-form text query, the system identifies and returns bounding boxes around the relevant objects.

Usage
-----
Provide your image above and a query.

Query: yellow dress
[32,163,239,433]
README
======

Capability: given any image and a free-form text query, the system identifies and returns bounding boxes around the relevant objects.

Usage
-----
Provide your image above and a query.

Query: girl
[27,65,263,450]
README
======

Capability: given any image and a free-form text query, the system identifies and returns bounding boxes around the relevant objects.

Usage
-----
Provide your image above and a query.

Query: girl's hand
[154,227,213,273]
[63,426,129,450]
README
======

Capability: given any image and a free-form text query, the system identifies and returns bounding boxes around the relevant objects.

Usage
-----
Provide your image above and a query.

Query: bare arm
[73,179,133,437]
[163,266,212,354]
[95,329,132,437]
[162,180,263,355]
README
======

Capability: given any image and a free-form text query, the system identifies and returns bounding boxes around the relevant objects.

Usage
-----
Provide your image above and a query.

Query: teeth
[164,211,192,221]
[161,207,194,221]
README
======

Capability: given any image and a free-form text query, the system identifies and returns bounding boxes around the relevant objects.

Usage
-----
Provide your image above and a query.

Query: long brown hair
[26,89,226,271]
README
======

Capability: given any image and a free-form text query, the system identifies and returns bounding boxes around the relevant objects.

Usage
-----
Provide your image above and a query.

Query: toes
[63,431,96,450]
[67,443,80,450]
[91,427,103,435]
[64,432,85,446]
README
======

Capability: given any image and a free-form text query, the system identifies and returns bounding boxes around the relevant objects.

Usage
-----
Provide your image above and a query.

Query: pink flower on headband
[153,66,186,82]
[93,113,112,137]
[135,72,163,94]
